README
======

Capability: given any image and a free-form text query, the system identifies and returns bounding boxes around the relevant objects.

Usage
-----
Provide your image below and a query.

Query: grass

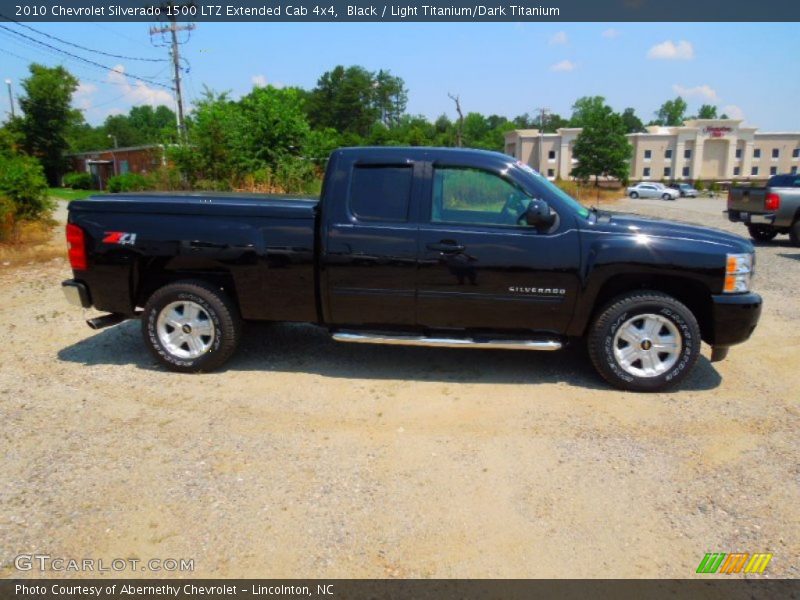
[0,217,65,267]
[47,187,105,201]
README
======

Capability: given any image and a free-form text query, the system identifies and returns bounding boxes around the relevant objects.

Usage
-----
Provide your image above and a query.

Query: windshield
[514,162,591,219]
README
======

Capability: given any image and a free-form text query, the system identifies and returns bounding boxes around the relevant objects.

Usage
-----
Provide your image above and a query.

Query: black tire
[629,191,639,199]
[662,193,671,200]
[587,291,701,392]
[790,221,800,247]
[747,224,778,242]
[142,280,241,372]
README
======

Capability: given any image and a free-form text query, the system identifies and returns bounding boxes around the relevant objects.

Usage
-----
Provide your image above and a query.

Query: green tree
[307,66,379,138]
[570,100,632,185]
[621,107,645,133]
[373,69,408,128]
[14,64,78,184]
[655,96,688,126]
[570,96,607,128]
[697,104,718,119]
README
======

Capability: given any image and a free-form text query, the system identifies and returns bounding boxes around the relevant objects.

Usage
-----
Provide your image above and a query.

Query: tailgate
[728,187,767,213]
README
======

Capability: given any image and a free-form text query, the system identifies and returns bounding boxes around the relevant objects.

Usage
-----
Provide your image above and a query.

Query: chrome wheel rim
[156,300,215,359]
[613,313,682,378]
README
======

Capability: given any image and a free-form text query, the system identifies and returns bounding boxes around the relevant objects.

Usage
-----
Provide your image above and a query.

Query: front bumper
[62,279,92,308]
[710,292,762,348]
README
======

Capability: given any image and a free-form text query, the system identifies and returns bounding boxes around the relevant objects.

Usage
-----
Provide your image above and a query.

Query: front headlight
[724,252,753,293]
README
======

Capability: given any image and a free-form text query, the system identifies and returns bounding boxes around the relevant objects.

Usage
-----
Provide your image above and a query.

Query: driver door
[416,165,580,333]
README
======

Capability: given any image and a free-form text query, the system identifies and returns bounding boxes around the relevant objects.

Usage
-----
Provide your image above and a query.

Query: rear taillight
[765,193,781,212]
[66,223,87,270]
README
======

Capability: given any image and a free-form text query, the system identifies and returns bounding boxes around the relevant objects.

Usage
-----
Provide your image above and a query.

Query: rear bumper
[727,209,775,226]
[62,279,92,308]
[710,292,762,348]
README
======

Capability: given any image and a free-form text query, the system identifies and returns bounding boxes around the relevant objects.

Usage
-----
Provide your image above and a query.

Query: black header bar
[4,0,800,22]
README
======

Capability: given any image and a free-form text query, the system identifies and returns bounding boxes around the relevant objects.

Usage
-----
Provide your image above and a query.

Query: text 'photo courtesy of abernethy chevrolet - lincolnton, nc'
[62,147,762,392]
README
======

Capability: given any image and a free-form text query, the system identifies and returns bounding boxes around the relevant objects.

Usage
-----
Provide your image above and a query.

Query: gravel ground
[0,196,798,579]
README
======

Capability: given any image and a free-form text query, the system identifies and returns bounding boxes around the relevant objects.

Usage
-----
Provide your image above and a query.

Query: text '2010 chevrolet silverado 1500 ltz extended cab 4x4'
[62,148,762,392]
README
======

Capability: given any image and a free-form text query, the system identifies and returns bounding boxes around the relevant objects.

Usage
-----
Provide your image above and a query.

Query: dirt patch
[0,196,797,578]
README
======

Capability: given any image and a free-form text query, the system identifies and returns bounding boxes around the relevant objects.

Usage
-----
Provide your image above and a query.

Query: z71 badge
[103,231,137,245]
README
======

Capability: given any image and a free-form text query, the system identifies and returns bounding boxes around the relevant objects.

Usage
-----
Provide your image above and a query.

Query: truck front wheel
[142,281,241,373]
[747,224,778,242]
[587,291,700,392]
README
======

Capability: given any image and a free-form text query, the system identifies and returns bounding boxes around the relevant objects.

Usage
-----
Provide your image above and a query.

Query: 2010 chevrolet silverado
[62,147,762,392]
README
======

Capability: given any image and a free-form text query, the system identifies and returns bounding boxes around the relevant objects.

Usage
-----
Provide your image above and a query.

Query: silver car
[626,182,680,200]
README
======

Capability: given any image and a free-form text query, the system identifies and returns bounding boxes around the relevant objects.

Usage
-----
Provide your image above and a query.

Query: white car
[626,182,680,200]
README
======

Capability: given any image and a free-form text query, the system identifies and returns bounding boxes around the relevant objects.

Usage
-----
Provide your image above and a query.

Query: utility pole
[536,107,550,174]
[149,3,195,142]
[5,79,14,118]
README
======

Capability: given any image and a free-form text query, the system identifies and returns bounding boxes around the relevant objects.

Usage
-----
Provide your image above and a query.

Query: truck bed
[69,192,319,219]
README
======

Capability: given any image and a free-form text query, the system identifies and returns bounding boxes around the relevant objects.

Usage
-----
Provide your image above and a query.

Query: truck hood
[591,211,754,253]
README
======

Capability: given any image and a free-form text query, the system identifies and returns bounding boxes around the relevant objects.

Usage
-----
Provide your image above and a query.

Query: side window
[432,167,532,227]
[348,165,412,222]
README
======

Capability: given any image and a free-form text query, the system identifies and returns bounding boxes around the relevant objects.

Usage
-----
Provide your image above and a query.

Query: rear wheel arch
[133,258,240,314]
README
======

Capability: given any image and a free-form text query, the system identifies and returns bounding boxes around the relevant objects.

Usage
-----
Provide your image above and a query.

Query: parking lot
[1,195,798,578]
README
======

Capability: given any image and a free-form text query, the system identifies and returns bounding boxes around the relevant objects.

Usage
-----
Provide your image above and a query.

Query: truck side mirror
[524,199,556,231]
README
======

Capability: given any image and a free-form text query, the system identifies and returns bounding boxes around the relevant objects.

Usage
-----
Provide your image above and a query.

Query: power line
[0,16,169,62]
[0,24,174,90]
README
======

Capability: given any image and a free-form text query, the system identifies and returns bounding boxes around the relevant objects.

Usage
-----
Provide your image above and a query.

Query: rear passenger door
[322,161,423,327]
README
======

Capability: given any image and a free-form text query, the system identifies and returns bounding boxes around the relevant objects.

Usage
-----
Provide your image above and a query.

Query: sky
[1,21,799,131]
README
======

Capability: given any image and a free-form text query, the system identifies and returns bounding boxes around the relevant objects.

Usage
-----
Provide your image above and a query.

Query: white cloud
[107,64,174,106]
[550,60,576,72]
[721,104,745,120]
[73,81,98,111]
[549,31,568,45]
[647,40,694,60]
[672,84,718,101]
[251,74,267,87]
[601,28,620,39]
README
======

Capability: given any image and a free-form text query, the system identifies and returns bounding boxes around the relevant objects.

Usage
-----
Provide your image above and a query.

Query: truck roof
[334,146,517,167]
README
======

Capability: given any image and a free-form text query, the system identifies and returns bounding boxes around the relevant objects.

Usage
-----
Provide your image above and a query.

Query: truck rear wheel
[587,291,700,392]
[790,221,800,247]
[142,280,241,373]
[747,224,778,242]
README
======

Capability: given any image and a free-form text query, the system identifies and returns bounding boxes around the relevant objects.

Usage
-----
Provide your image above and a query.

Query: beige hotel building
[504,119,800,182]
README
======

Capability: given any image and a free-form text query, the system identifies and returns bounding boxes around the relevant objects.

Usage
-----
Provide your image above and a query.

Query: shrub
[63,171,93,189]
[107,172,150,193]
[0,153,52,221]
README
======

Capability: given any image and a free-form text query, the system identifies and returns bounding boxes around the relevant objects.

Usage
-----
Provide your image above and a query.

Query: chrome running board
[332,331,562,351]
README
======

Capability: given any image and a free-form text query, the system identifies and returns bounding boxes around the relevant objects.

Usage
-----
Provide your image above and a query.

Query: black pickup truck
[62,147,762,392]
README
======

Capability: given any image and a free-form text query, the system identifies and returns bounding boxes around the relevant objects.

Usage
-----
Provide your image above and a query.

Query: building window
[643,167,651,178]
[792,166,798,175]
[547,169,555,178]
[548,150,556,161]
[772,148,780,159]
[735,148,742,159]
[682,167,690,177]
[751,166,759,176]
[665,149,672,159]
[754,148,761,158]
[684,149,692,159]
[770,166,778,175]
[733,166,741,176]
[793,148,800,158]
[644,149,652,161]
[664,167,671,177]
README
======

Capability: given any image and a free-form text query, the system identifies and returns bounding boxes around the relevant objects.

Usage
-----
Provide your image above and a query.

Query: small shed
[66,144,168,190]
